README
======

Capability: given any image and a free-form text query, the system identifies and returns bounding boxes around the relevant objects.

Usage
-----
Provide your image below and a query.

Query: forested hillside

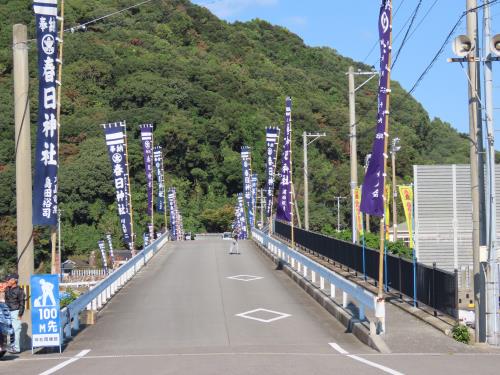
[0,0,469,272]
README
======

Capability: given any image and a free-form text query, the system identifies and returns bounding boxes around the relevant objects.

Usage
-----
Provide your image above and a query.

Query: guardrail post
[291,258,295,268]
[298,262,301,273]
[342,291,348,308]
[398,255,403,300]
[432,262,437,317]
[91,298,97,311]
[311,271,316,284]
[97,293,102,309]
[320,276,324,290]
[359,305,365,320]
[303,265,307,278]
[330,283,336,298]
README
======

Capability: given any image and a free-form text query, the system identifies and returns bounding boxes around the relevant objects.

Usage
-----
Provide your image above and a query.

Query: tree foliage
[0,0,471,270]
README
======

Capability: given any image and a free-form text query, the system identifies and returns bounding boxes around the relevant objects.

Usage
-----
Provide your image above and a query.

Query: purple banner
[241,147,254,227]
[153,146,166,213]
[276,97,292,222]
[140,124,154,217]
[167,188,177,240]
[97,240,108,273]
[237,193,248,239]
[103,122,134,249]
[265,127,280,219]
[251,173,258,226]
[360,0,392,217]
[32,0,59,226]
[105,234,115,266]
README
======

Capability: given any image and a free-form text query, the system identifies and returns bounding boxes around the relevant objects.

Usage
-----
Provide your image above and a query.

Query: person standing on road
[229,231,240,255]
[5,274,25,354]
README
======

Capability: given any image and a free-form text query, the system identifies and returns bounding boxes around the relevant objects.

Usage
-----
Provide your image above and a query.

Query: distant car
[222,232,232,240]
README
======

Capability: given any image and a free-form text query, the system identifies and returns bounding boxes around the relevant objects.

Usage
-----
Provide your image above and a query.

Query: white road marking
[329,343,404,375]
[236,308,291,323]
[38,349,91,375]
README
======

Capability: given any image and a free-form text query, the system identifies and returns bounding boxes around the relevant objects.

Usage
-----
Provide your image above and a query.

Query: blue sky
[192,0,500,144]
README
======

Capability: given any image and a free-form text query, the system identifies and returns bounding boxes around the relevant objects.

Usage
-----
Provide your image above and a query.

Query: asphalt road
[2,238,500,375]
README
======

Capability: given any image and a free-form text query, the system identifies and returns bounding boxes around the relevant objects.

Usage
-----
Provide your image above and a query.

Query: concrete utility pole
[483,0,500,345]
[303,131,326,231]
[466,0,486,343]
[13,23,34,349]
[390,138,401,241]
[347,66,378,243]
[335,196,346,232]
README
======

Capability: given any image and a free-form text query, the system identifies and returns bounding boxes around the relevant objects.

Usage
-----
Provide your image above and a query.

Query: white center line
[329,343,404,375]
[38,349,91,375]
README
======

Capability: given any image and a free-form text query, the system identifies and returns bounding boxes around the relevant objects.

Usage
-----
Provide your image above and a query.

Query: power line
[64,0,155,32]
[392,0,423,69]
[407,0,500,95]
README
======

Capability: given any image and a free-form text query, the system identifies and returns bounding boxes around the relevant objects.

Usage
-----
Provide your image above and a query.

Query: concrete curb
[253,240,391,354]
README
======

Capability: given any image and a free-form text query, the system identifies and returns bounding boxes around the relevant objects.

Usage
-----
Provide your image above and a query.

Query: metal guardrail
[252,228,385,333]
[60,233,169,340]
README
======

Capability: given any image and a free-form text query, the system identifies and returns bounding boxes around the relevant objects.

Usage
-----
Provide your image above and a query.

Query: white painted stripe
[106,139,124,146]
[34,5,57,15]
[38,349,91,375]
[329,343,404,375]
[105,132,124,140]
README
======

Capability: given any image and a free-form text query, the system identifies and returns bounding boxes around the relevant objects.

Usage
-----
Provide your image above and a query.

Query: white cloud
[196,0,279,18]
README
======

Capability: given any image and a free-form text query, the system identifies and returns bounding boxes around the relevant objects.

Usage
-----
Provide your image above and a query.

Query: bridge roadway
[2,238,500,374]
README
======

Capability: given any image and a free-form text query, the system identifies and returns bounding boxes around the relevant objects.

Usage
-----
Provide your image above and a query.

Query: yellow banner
[399,185,414,248]
[384,184,390,240]
[354,187,363,237]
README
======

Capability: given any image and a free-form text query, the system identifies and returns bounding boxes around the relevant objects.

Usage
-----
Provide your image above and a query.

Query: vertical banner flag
[265,127,280,219]
[103,122,134,250]
[241,147,254,227]
[33,0,59,226]
[106,234,115,267]
[140,124,154,217]
[399,185,414,248]
[237,193,248,239]
[360,0,392,217]
[354,187,364,236]
[277,97,293,222]
[31,274,61,349]
[251,174,258,226]
[153,146,166,213]
[168,188,177,240]
[384,184,391,240]
[97,240,108,273]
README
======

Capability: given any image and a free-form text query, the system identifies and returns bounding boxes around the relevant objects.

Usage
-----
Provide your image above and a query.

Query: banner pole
[51,0,65,275]
[123,122,136,255]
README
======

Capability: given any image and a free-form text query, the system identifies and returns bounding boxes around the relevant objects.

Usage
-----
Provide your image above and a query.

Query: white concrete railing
[69,269,107,277]
[252,228,386,333]
[60,233,169,341]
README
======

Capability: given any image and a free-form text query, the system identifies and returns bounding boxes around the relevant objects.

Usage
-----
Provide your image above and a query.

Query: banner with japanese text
[251,173,258,226]
[168,188,177,240]
[140,124,154,217]
[277,97,292,222]
[97,240,108,273]
[241,146,254,227]
[103,122,134,250]
[399,185,414,248]
[106,234,115,266]
[354,187,364,237]
[153,146,166,213]
[265,127,280,219]
[360,0,392,217]
[33,0,59,226]
[237,193,248,239]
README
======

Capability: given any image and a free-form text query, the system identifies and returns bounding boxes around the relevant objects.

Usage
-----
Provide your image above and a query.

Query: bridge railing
[60,233,169,341]
[252,228,385,333]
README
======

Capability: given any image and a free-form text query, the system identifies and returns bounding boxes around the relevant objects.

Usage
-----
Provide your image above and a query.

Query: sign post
[30,274,61,353]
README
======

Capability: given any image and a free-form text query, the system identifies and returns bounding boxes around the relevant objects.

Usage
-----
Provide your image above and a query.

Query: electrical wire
[392,0,423,69]
[407,0,500,95]
[64,0,155,32]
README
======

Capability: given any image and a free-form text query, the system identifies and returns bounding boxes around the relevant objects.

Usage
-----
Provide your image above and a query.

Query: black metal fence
[274,221,458,318]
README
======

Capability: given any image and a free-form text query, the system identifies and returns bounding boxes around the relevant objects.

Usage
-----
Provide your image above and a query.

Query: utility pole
[335,196,346,232]
[292,183,302,229]
[347,66,378,243]
[483,0,500,345]
[13,23,34,350]
[390,138,401,241]
[303,131,326,230]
